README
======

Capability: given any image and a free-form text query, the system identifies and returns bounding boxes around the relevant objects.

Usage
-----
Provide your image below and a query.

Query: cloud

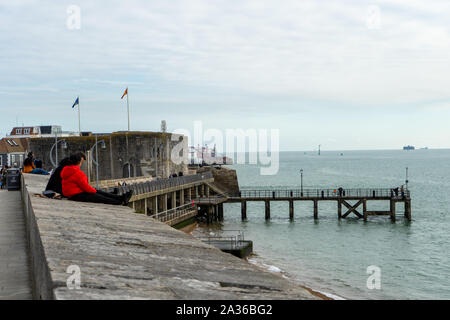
[73,79,145,86]
[2,0,450,107]
[423,102,450,111]
[1,0,450,149]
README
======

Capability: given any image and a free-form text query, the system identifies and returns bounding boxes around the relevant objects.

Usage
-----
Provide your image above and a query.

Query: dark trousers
[70,190,123,205]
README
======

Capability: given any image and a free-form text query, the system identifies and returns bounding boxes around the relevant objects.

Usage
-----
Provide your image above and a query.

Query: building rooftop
[0,137,28,153]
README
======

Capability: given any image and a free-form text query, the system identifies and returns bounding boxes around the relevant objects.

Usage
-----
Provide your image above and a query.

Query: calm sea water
[196,149,450,300]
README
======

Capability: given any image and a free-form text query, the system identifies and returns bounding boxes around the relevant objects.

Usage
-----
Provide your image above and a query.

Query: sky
[1,0,450,151]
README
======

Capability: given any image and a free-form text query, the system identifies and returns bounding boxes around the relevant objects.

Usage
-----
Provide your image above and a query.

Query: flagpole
[78,98,81,136]
[127,89,130,131]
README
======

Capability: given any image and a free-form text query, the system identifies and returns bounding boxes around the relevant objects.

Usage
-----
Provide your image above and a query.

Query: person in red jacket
[61,152,133,205]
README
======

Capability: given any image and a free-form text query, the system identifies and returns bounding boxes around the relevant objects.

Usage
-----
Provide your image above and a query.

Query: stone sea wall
[21,174,318,300]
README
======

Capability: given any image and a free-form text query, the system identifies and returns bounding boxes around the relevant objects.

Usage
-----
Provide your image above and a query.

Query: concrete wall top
[22,174,318,300]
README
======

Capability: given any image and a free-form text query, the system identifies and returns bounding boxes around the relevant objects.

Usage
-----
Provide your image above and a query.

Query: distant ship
[403,145,415,150]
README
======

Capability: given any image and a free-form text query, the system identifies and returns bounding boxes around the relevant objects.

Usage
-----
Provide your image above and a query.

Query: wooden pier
[226,188,412,222]
[109,174,411,224]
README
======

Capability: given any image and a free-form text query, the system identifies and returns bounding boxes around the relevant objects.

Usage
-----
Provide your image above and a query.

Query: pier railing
[228,188,410,199]
[111,171,214,196]
[194,192,229,205]
[199,230,246,250]
[152,203,197,223]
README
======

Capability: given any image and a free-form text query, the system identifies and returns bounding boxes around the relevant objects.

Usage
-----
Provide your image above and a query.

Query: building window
[16,128,22,135]
[24,128,30,135]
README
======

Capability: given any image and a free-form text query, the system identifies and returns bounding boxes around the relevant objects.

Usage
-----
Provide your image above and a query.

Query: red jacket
[61,165,96,198]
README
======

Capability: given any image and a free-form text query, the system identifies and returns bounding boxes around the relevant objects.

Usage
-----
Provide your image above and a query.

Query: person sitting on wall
[61,152,133,205]
[23,157,49,175]
[43,157,72,198]
[0,165,8,189]
[24,152,38,171]
[23,154,35,173]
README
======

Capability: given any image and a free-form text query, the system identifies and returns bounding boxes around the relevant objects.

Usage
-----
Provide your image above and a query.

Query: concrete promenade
[22,174,319,300]
[0,190,32,300]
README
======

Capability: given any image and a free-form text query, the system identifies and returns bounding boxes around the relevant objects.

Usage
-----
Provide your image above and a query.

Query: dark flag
[72,97,79,108]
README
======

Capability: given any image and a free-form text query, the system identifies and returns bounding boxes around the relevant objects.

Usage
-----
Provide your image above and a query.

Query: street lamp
[405,167,409,191]
[300,168,304,196]
[50,139,68,168]
[90,135,106,189]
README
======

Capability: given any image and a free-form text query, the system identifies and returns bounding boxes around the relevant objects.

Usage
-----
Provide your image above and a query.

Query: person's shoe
[122,190,134,206]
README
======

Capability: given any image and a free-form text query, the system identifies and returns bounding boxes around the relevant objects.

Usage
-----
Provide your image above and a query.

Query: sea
[192,149,450,300]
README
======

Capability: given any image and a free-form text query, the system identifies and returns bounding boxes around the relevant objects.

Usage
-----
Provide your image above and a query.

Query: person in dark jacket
[44,157,72,196]
[61,152,133,205]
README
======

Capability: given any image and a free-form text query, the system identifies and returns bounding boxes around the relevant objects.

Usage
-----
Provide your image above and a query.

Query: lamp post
[405,167,409,191]
[300,168,304,196]
[49,139,67,168]
[90,135,106,189]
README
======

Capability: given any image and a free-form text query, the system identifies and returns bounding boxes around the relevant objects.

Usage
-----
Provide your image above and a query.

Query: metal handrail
[152,203,197,223]
[112,171,213,196]
[227,188,410,199]
[193,192,229,204]
[199,230,245,250]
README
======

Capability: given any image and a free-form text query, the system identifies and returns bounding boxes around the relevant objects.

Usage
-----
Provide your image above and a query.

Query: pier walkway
[0,190,32,300]
[111,173,412,223]
[227,188,412,222]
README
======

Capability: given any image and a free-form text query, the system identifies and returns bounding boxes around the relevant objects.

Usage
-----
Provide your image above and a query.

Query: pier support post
[186,188,191,203]
[363,199,367,222]
[200,185,205,197]
[214,205,219,221]
[313,200,318,220]
[218,203,224,221]
[162,194,168,212]
[180,189,185,205]
[289,200,294,221]
[390,200,396,222]
[241,201,247,221]
[338,200,342,219]
[171,191,176,209]
[404,200,411,221]
[207,206,213,224]
[144,198,148,215]
[265,200,271,221]
[152,196,158,215]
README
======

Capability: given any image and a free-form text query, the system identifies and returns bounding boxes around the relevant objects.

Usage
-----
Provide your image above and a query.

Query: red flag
[121,88,128,99]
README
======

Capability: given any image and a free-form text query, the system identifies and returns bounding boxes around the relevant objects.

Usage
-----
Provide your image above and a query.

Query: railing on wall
[198,230,246,250]
[108,171,214,196]
[152,203,197,224]
[227,188,410,199]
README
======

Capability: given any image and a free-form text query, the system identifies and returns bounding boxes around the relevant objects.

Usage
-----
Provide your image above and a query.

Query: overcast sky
[1,0,449,151]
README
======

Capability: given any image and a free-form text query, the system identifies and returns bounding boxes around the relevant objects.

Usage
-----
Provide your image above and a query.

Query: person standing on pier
[394,187,399,197]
